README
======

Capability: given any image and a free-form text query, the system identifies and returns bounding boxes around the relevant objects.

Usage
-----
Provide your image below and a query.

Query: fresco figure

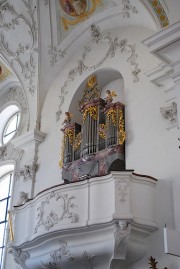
[60,0,86,17]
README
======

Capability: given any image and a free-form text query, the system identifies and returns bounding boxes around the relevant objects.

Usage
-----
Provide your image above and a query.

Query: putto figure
[104,90,117,104]
[63,112,73,125]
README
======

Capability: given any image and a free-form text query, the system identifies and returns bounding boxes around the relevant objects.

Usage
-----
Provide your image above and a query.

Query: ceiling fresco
[56,0,169,43]
[56,0,115,41]
[0,62,11,82]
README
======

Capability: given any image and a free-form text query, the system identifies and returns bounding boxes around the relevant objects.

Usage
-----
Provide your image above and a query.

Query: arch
[68,68,124,124]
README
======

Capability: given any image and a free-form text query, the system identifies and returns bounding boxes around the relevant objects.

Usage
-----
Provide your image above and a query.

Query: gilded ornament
[148,0,169,28]
[106,108,117,126]
[83,106,98,123]
[74,132,81,151]
[99,123,106,139]
[87,75,97,88]
[118,109,126,145]
[65,128,74,145]
[59,136,65,168]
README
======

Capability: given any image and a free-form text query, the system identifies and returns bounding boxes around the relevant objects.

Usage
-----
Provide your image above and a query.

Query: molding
[144,63,173,87]
[8,247,30,269]
[12,129,46,149]
[56,24,141,121]
[142,21,180,52]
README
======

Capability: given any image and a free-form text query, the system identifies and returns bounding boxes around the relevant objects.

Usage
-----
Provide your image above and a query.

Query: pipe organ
[60,75,126,183]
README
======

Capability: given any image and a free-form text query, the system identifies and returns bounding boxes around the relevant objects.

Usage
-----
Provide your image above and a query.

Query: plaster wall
[29,25,180,267]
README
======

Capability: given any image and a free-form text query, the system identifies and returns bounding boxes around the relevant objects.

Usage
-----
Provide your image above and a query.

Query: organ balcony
[8,171,158,269]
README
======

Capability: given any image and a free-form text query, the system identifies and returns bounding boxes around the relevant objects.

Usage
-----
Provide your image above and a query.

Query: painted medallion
[59,0,87,17]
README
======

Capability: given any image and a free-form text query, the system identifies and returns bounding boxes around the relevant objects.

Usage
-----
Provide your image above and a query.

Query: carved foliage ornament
[34,192,79,233]
[83,106,98,123]
[0,0,38,95]
[41,241,96,269]
[56,25,141,121]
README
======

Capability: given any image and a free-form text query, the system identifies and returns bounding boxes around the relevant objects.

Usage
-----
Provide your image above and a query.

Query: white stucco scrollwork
[48,45,66,67]
[160,102,177,128]
[41,241,74,269]
[17,191,29,205]
[56,24,141,121]
[8,247,30,269]
[121,0,138,18]
[117,179,129,204]
[15,163,38,181]
[80,251,96,269]
[34,192,79,233]
[113,221,131,259]
[0,143,24,162]
[0,0,38,95]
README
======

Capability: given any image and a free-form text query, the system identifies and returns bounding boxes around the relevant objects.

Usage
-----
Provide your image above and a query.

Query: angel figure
[104,90,117,104]
[63,112,73,125]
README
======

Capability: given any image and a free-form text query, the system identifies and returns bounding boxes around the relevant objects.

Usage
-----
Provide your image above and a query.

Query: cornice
[12,129,46,148]
[142,20,180,52]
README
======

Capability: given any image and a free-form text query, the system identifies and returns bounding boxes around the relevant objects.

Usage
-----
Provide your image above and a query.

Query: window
[0,165,14,269]
[0,105,20,146]
[2,112,20,145]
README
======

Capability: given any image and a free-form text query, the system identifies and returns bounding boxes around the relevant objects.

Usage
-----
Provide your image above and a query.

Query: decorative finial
[87,75,97,89]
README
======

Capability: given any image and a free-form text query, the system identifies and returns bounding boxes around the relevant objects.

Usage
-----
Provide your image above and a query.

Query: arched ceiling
[0,0,173,128]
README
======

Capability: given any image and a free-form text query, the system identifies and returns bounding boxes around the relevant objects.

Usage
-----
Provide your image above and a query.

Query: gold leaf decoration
[118,109,126,145]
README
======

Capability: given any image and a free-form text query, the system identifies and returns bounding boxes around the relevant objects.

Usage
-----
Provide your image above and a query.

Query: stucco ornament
[0,143,24,162]
[48,45,66,66]
[17,191,29,205]
[56,24,141,121]
[116,179,129,204]
[80,251,96,269]
[121,0,138,17]
[34,192,79,233]
[15,163,38,181]
[8,247,30,269]
[113,221,131,259]
[41,241,74,269]
[0,0,38,95]
[160,102,177,127]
